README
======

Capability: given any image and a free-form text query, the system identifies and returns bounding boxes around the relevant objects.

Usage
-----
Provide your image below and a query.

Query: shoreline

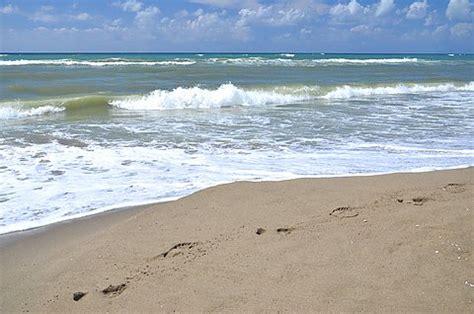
[1,168,472,312]
[2,164,471,237]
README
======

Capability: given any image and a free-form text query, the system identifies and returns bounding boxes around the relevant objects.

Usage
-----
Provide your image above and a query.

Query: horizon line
[1,51,473,54]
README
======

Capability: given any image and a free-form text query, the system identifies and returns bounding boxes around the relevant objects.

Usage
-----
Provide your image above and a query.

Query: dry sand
[1,168,473,312]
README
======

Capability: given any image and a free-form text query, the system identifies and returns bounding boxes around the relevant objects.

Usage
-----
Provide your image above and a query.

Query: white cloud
[237,5,308,27]
[31,6,58,23]
[446,0,472,21]
[116,0,143,12]
[350,24,381,34]
[40,5,54,12]
[53,27,79,34]
[329,0,371,23]
[424,10,439,26]
[30,6,93,23]
[300,27,312,35]
[433,24,449,37]
[189,0,258,9]
[74,13,91,21]
[135,6,160,28]
[0,4,17,14]
[375,0,395,17]
[158,10,241,42]
[350,24,370,33]
[450,22,474,38]
[113,1,161,30]
[406,0,428,19]
[330,0,368,17]
[328,0,397,24]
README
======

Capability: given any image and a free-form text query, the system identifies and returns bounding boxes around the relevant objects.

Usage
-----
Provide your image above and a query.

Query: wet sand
[1,168,473,312]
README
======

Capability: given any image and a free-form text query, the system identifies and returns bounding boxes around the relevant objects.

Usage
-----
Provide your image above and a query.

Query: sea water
[0,53,473,234]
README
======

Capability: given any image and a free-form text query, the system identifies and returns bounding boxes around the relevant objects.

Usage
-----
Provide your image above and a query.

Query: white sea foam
[0,105,64,120]
[316,57,421,64]
[0,59,196,66]
[0,57,439,67]
[348,143,474,155]
[206,57,424,66]
[3,82,473,119]
[111,83,313,110]
[112,82,474,109]
[322,82,474,99]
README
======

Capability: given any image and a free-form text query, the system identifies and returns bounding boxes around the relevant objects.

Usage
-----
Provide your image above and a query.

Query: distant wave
[313,57,421,64]
[322,82,474,99]
[2,82,472,119]
[0,56,439,67]
[0,59,196,66]
[205,57,424,66]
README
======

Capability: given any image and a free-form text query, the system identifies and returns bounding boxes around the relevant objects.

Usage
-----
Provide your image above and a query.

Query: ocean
[0,52,473,234]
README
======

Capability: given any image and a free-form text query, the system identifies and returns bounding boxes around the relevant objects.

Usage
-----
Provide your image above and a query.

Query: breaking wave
[111,82,474,109]
[322,82,474,99]
[205,57,424,66]
[0,105,64,120]
[0,59,196,66]
[2,82,472,119]
[0,57,436,67]
[111,83,314,110]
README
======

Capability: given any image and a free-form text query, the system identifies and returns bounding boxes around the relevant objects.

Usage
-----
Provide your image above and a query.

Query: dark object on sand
[102,283,127,296]
[277,227,294,234]
[256,228,266,235]
[73,291,86,301]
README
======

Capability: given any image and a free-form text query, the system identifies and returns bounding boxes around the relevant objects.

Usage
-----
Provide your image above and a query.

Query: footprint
[443,183,466,193]
[157,242,201,258]
[329,206,359,218]
[412,197,428,206]
[256,228,266,235]
[102,283,126,297]
[276,227,295,234]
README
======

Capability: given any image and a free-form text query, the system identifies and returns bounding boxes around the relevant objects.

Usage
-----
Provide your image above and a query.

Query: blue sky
[0,0,473,52]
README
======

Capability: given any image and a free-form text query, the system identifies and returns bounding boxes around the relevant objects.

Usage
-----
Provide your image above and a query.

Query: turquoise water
[0,53,473,233]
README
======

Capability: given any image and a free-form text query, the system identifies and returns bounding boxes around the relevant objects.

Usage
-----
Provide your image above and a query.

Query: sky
[0,0,473,52]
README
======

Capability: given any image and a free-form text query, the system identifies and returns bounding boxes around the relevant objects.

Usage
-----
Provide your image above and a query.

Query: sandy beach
[1,168,473,312]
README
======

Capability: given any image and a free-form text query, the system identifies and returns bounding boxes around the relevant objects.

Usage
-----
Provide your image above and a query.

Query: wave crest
[2,82,472,119]
[0,57,432,67]
[0,59,196,66]
[206,57,422,66]
[322,82,474,99]
[0,105,64,120]
[111,83,313,110]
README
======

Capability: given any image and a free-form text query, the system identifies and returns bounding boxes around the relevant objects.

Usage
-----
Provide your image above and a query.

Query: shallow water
[0,53,473,233]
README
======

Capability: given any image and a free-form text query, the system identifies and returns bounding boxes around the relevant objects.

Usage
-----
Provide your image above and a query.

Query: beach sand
[1,168,473,312]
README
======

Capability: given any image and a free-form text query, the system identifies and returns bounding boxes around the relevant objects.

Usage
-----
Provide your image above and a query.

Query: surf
[1,82,473,119]
[0,59,196,66]
[321,82,474,99]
